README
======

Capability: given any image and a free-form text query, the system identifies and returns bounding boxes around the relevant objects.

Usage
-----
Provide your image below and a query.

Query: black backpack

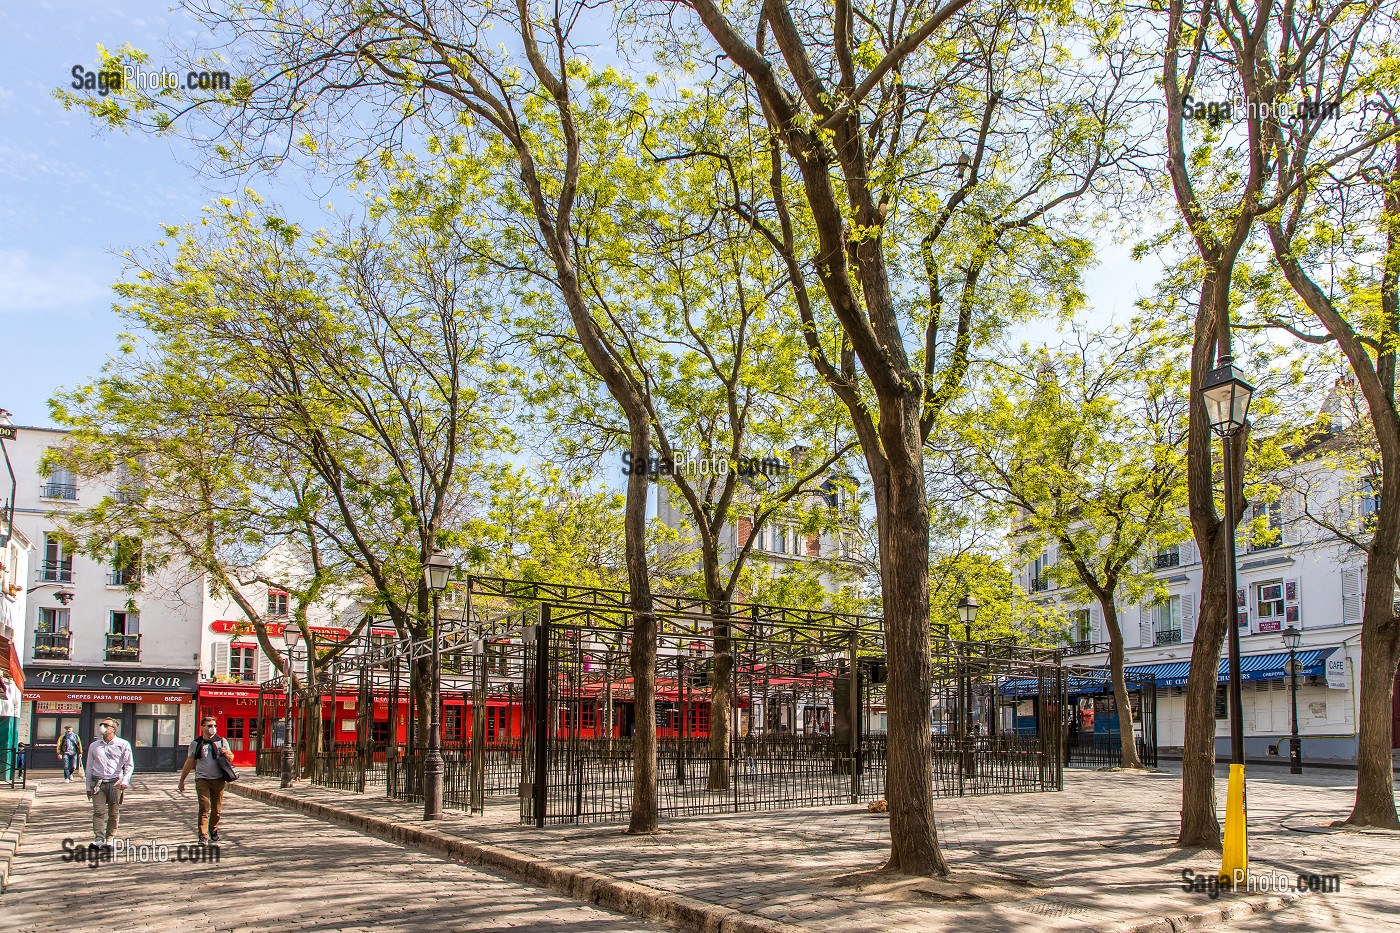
[194,736,239,782]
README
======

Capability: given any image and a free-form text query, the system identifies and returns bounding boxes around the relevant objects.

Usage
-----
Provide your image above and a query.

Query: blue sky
[0,2,1159,429]
[0,1,333,427]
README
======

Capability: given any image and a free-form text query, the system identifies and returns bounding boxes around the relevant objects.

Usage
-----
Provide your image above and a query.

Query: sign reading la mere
[209,619,351,640]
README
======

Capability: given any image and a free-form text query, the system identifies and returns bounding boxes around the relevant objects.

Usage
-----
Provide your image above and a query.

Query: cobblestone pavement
[0,774,665,933]
[237,762,1400,932]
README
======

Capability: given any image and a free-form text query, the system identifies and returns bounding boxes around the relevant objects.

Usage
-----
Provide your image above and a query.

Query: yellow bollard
[1220,763,1248,886]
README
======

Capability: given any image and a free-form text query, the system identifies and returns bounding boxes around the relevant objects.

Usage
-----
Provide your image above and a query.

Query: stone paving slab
[0,775,668,932]
[0,785,35,892]
[230,764,1400,932]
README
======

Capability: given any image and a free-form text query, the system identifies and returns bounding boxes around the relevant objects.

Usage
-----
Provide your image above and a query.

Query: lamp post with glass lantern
[1282,626,1304,774]
[422,548,454,820]
[280,624,301,788]
[1200,355,1254,881]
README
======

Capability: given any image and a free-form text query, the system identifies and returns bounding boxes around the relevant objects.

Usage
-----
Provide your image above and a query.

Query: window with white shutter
[256,650,274,682]
[1180,538,1198,565]
[1236,586,1249,630]
[212,641,230,677]
[1139,606,1152,648]
[1283,578,1302,627]
[1089,604,1103,643]
[1341,567,1365,623]
[1181,593,1196,642]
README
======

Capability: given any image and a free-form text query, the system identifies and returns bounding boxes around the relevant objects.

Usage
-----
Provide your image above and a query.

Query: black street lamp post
[1282,626,1304,775]
[1200,356,1254,766]
[1200,354,1254,881]
[281,624,301,788]
[422,548,454,820]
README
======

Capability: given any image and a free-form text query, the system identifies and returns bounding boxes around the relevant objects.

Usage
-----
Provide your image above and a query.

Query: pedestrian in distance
[178,716,234,844]
[55,725,83,783]
[84,718,133,848]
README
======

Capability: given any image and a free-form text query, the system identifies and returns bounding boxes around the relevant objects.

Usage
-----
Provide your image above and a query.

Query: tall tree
[672,0,1143,873]
[1151,0,1400,843]
[948,323,1190,769]
[50,195,510,769]
[1246,17,1400,821]
[62,2,678,833]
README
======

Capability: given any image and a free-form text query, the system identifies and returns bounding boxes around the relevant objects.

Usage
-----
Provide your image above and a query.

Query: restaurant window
[230,646,256,681]
[267,589,289,618]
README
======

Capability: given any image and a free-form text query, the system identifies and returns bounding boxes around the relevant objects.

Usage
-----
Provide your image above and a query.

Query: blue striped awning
[996,648,1337,696]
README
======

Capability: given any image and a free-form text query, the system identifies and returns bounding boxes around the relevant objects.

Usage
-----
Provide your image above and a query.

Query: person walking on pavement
[84,718,133,848]
[55,726,83,782]
[178,716,234,844]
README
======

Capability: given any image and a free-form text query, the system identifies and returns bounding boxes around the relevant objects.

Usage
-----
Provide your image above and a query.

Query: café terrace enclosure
[253,576,1157,825]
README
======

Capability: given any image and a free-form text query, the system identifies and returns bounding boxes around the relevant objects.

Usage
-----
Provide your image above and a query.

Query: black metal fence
[252,575,1153,827]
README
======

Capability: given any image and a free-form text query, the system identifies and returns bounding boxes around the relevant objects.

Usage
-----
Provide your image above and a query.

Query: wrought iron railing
[1154,551,1180,569]
[1154,630,1182,646]
[38,560,73,583]
[40,482,77,500]
[105,632,141,660]
[107,568,141,587]
[34,630,71,659]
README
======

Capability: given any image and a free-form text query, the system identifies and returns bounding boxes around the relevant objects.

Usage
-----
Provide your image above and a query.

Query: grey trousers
[91,781,124,840]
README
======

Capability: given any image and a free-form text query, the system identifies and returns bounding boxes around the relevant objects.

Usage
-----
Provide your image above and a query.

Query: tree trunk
[878,399,948,877]
[1178,273,1237,850]
[625,420,659,834]
[707,597,733,792]
[1100,600,1144,770]
[1347,474,1400,828]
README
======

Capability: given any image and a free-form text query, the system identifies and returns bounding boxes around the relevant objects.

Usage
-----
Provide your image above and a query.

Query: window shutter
[1089,605,1103,644]
[256,650,274,682]
[1280,493,1300,545]
[1341,567,1363,623]
[212,642,230,677]
[1236,586,1249,631]
[1181,593,1196,642]
[1139,606,1152,648]
[1180,538,1198,565]
[1283,578,1302,626]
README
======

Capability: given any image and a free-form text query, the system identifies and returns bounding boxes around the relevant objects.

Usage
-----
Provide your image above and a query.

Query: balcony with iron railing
[34,630,71,659]
[37,560,73,583]
[39,482,77,501]
[1061,640,1110,657]
[107,567,141,587]
[105,632,140,661]
[1154,629,1183,646]
[1029,575,1051,593]
[1154,550,1180,569]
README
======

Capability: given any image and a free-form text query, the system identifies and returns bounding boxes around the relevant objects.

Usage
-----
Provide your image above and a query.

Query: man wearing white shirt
[84,718,134,848]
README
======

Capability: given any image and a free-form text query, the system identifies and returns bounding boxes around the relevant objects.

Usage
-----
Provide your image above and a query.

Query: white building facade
[8,423,204,771]
[1023,453,1397,763]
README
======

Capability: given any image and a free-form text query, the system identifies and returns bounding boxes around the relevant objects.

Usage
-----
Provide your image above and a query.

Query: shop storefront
[22,667,197,772]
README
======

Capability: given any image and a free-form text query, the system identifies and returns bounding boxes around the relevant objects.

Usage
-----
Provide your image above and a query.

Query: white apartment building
[1023,435,1398,763]
[654,453,862,596]
[7,422,205,771]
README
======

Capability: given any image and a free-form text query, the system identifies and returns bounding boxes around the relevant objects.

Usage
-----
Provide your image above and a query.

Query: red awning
[0,635,22,690]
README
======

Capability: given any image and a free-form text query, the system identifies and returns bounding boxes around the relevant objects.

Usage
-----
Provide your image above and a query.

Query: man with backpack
[55,725,83,782]
[178,716,236,844]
